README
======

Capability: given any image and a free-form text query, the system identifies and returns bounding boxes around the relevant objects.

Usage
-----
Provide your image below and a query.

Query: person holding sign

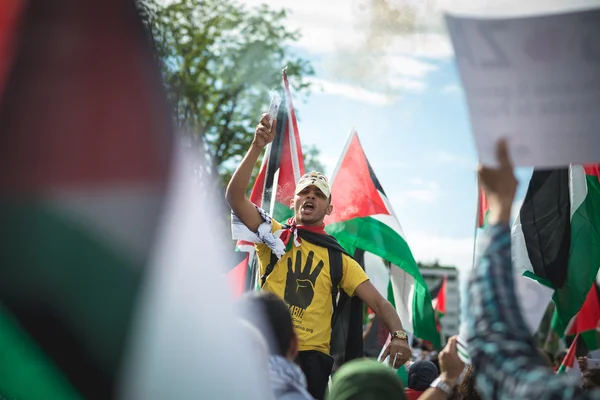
[461,140,600,399]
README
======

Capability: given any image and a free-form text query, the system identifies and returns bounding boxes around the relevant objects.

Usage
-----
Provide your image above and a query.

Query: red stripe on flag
[326,131,390,224]
[561,333,579,370]
[583,164,600,180]
[228,254,249,299]
[273,70,305,206]
[0,2,172,192]
[477,185,489,228]
[0,0,22,96]
[435,277,447,315]
[568,284,600,335]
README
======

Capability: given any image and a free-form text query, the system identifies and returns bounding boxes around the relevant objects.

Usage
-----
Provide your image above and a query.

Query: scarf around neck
[268,355,313,399]
[277,217,327,252]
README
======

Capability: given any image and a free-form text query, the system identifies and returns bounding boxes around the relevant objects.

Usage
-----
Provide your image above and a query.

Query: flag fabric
[228,253,250,298]
[552,282,600,351]
[249,68,305,221]
[557,334,581,377]
[0,1,173,398]
[119,148,273,399]
[430,277,447,316]
[512,165,600,332]
[230,68,305,291]
[430,277,447,333]
[477,185,489,228]
[325,130,440,348]
[458,180,553,365]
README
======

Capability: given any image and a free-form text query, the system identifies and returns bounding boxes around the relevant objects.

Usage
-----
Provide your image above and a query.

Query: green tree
[303,144,326,173]
[139,0,314,187]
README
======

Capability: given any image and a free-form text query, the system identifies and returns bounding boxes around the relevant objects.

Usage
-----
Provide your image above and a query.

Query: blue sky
[240,0,595,272]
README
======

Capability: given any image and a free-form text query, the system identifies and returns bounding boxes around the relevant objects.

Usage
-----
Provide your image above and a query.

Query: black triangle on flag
[429,278,445,300]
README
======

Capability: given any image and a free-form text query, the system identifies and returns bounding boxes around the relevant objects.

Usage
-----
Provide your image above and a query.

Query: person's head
[408,360,438,391]
[238,291,298,360]
[451,365,481,400]
[327,359,406,400]
[582,369,600,392]
[537,348,554,369]
[291,171,332,226]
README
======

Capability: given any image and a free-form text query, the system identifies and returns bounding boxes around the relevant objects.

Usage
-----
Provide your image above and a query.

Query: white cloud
[428,150,476,169]
[370,160,409,170]
[318,154,339,176]
[388,77,428,93]
[405,229,474,272]
[393,178,440,204]
[441,84,461,95]
[307,77,397,106]
[403,188,439,203]
[386,55,439,78]
[384,33,453,59]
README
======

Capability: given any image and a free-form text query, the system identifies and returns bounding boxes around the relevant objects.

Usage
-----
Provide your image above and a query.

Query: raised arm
[225,114,275,232]
[467,140,594,399]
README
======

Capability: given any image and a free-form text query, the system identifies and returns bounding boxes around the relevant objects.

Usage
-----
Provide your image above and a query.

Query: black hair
[239,291,293,356]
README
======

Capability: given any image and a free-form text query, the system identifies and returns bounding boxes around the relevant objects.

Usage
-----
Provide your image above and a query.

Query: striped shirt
[466,223,600,399]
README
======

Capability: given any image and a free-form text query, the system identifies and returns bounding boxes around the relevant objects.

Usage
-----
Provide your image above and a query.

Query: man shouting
[226,114,411,399]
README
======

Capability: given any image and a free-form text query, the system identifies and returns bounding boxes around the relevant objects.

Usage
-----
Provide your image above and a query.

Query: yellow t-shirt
[256,219,369,355]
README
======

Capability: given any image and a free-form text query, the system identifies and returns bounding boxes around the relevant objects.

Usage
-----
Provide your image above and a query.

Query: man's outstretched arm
[225,114,275,232]
[354,280,411,368]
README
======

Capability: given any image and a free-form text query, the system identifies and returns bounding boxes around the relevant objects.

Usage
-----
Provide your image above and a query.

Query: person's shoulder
[341,253,361,268]
[272,218,283,230]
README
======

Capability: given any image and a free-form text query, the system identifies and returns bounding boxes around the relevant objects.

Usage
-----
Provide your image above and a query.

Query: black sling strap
[259,227,346,323]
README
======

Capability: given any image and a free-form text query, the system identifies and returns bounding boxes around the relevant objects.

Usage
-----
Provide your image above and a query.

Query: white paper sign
[446,8,600,168]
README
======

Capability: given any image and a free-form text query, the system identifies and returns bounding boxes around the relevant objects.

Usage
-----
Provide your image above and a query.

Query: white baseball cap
[295,171,331,198]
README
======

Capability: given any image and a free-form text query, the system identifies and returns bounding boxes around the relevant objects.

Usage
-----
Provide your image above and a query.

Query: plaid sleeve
[467,224,599,400]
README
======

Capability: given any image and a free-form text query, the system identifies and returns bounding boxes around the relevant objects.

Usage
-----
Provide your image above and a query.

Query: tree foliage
[139,0,315,186]
[303,144,326,174]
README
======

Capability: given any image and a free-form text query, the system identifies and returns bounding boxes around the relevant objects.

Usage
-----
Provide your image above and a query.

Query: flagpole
[471,176,481,270]
[262,69,287,214]
[457,172,481,362]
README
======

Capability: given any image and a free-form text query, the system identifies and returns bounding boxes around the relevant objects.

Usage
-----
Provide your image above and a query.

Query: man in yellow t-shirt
[227,114,412,399]
[255,218,369,356]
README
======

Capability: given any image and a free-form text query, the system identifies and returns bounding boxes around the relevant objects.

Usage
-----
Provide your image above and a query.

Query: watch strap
[430,377,453,396]
[391,330,407,340]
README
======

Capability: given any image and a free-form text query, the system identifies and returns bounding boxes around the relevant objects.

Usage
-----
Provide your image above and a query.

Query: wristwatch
[391,330,408,341]
[430,377,453,397]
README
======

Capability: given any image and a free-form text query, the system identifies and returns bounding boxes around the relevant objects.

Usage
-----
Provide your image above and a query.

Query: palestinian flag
[228,253,251,299]
[430,277,447,332]
[325,130,440,348]
[512,165,600,332]
[430,277,447,315]
[0,1,172,398]
[552,282,600,351]
[557,334,581,376]
[477,185,489,228]
[230,68,305,292]
[249,68,305,221]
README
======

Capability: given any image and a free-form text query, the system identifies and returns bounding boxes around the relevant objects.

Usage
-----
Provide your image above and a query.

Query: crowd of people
[226,115,600,399]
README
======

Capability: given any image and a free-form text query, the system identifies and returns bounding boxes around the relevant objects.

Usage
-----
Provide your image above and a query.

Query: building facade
[419,263,460,343]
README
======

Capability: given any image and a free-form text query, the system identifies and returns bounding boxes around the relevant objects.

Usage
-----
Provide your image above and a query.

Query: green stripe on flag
[0,304,81,399]
[272,201,294,222]
[581,329,600,351]
[554,175,600,325]
[327,217,439,347]
[0,202,144,393]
